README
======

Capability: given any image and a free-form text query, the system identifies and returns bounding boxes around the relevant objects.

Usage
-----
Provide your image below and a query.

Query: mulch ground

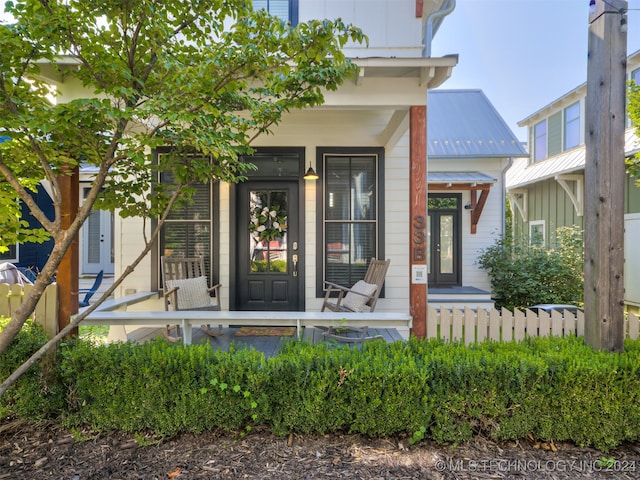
[1,418,640,479]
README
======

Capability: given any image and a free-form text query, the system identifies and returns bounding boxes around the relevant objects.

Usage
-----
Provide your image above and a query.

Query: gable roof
[427,89,527,159]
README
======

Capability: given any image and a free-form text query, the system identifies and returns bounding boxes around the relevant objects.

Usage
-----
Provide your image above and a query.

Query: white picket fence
[0,283,59,338]
[426,306,640,345]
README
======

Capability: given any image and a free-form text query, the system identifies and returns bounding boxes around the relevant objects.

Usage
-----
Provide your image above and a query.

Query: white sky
[431,0,640,141]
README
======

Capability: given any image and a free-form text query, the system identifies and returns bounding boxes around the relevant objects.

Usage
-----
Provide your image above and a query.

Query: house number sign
[412,214,427,284]
[412,214,426,261]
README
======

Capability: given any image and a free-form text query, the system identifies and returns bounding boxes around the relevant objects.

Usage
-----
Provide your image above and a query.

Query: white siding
[429,157,509,291]
[114,212,152,298]
[300,0,424,58]
[380,133,411,311]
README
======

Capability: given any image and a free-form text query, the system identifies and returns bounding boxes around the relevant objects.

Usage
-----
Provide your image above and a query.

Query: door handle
[292,254,298,277]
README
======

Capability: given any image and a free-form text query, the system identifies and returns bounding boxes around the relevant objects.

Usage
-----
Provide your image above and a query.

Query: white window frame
[533,120,548,162]
[0,243,19,263]
[529,220,546,246]
[628,67,640,128]
[563,101,581,150]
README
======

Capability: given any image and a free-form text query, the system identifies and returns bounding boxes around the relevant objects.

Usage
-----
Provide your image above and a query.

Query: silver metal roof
[427,89,528,159]
[506,128,640,189]
[428,172,496,184]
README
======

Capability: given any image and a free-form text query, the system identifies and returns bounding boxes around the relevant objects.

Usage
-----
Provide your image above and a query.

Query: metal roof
[428,172,496,184]
[506,128,640,189]
[427,89,528,159]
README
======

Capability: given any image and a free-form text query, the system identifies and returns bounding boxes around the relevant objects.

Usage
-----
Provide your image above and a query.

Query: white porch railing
[3,285,640,346]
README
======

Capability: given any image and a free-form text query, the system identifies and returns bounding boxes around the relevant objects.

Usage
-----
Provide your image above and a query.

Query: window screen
[253,0,298,24]
[322,153,380,288]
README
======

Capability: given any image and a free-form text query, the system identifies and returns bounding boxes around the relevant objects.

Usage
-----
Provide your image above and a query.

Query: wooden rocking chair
[161,256,222,342]
[320,258,390,342]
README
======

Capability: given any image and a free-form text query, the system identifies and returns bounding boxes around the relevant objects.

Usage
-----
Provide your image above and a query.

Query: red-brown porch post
[409,105,427,338]
[57,164,79,336]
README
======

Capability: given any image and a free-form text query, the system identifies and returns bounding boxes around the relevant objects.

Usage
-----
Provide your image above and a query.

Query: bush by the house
[476,226,584,310]
[3,328,640,451]
[0,316,65,419]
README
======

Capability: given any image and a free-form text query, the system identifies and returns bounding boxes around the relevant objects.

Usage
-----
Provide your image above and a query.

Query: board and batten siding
[512,173,640,247]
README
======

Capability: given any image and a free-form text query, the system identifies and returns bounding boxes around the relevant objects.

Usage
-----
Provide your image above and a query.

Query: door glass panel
[86,209,101,263]
[249,190,288,273]
[427,215,431,275]
[429,196,459,210]
[439,215,453,274]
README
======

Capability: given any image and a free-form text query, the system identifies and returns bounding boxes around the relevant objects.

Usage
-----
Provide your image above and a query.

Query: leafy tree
[626,78,640,181]
[0,0,364,396]
[476,226,584,310]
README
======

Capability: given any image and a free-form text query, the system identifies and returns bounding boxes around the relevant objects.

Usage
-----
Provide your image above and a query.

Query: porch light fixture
[303,163,319,181]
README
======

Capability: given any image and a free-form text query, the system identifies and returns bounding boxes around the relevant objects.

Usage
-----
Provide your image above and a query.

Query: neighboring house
[0,167,114,277]
[0,183,55,273]
[426,89,528,309]
[505,49,640,310]
[0,135,54,272]
[79,168,115,276]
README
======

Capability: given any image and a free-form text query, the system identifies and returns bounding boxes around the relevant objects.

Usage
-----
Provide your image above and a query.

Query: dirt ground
[1,418,640,479]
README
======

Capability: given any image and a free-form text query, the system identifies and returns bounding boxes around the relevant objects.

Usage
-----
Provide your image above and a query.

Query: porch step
[79,274,114,303]
[428,286,495,311]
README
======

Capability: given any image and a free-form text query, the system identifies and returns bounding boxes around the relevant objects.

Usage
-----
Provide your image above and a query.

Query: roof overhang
[427,172,497,234]
[350,55,458,89]
[428,172,497,186]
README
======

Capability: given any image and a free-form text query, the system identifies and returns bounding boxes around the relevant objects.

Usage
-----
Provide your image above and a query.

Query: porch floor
[113,325,406,357]
[428,286,490,295]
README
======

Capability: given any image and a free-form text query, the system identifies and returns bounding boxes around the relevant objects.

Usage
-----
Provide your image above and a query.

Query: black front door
[236,181,301,310]
[428,194,461,286]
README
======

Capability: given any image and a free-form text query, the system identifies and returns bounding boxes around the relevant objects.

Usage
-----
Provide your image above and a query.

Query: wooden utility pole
[584,0,627,351]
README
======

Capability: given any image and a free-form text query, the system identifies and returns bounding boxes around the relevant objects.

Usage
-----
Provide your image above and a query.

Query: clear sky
[430,0,640,141]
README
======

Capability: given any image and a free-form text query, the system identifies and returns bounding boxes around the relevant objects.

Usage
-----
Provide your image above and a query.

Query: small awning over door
[428,172,497,234]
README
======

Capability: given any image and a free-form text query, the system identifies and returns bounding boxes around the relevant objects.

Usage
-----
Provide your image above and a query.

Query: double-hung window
[533,120,548,162]
[629,68,640,127]
[529,220,546,246]
[563,102,580,150]
[157,151,216,286]
[253,0,299,25]
[317,148,384,294]
[0,244,18,263]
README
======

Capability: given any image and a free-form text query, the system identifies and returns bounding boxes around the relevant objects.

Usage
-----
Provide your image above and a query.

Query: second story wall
[520,50,640,164]
[301,0,426,58]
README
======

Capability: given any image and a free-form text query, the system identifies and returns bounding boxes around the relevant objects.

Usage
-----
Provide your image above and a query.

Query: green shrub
[476,226,584,310]
[6,333,639,451]
[0,316,65,419]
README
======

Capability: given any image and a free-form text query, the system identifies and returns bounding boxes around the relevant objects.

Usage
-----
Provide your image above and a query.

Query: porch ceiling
[255,108,412,150]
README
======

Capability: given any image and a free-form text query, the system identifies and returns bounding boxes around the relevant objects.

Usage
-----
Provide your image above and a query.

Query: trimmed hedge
[3,326,640,451]
[0,317,65,419]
